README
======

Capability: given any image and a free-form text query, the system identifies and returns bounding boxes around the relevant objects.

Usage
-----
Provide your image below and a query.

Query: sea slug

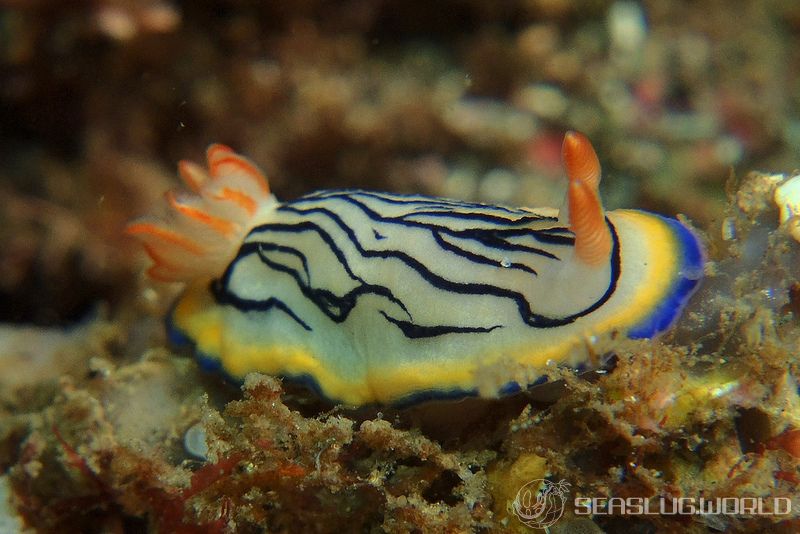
[127,132,704,405]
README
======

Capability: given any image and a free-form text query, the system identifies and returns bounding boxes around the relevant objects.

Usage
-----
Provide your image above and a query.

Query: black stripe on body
[213,189,621,339]
[211,279,313,331]
[379,311,502,338]
[289,192,564,261]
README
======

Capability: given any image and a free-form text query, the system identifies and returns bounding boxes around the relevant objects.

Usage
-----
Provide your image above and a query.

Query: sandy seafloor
[2,1,800,532]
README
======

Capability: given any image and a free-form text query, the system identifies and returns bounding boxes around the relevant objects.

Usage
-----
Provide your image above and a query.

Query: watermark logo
[511,477,792,530]
[574,496,792,517]
[512,478,571,529]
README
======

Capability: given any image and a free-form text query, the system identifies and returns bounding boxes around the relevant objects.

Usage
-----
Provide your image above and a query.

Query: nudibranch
[127,133,704,406]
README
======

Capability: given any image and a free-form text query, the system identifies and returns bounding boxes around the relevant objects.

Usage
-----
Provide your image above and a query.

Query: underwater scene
[2,1,800,532]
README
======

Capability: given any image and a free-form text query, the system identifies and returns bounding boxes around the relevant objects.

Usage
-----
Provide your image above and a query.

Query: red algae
[766,429,800,459]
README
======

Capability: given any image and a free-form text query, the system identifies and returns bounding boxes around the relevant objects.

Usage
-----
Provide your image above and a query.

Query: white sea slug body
[127,133,705,406]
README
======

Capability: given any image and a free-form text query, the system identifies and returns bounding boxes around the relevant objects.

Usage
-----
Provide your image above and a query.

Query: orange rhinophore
[562,131,601,189]
[562,131,612,266]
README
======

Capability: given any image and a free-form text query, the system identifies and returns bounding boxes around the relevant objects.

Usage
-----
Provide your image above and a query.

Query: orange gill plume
[126,144,274,282]
[562,131,612,266]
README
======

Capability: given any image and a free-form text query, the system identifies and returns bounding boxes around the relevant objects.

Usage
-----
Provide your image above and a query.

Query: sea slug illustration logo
[512,478,571,529]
